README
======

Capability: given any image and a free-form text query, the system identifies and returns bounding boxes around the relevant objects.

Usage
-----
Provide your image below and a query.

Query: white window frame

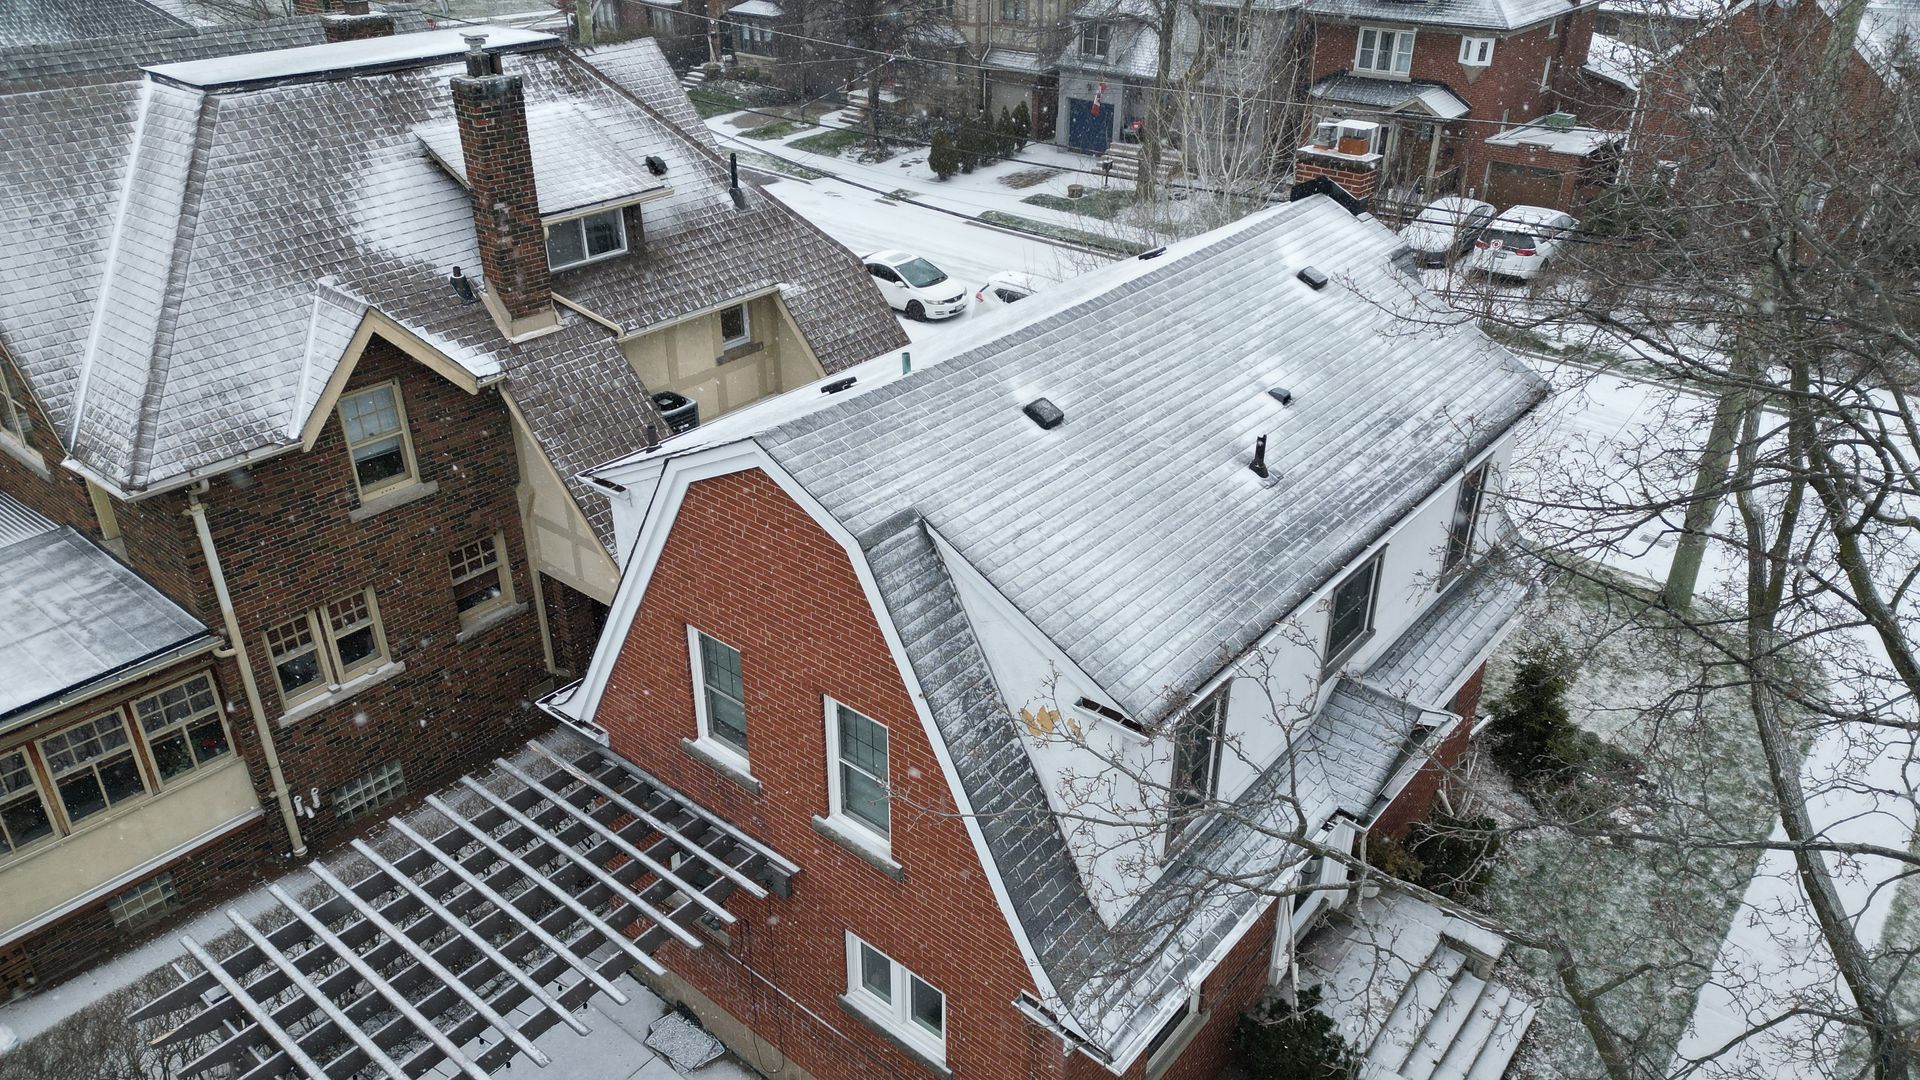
[824,697,891,847]
[448,533,515,630]
[107,872,180,927]
[1355,26,1414,76]
[1442,460,1491,578]
[1080,21,1110,59]
[1324,550,1384,671]
[132,671,233,786]
[545,207,629,271]
[688,626,750,767]
[335,761,407,821]
[337,382,419,500]
[1458,35,1494,66]
[719,302,753,350]
[1539,55,1553,91]
[844,932,947,1062]
[264,588,394,712]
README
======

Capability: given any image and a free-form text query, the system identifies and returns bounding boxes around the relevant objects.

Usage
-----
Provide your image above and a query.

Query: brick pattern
[540,572,608,675]
[1369,663,1485,840]
[1295,150,1382,202]
[595,469,1059,1079]
[451,66,553,322]
[322,11,393,43]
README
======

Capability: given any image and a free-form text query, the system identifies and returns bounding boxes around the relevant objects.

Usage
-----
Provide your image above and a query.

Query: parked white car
[974,271,1044,310]
[862,250,969,320]
[1399,196,1496,267]
[1460,205,1577,281]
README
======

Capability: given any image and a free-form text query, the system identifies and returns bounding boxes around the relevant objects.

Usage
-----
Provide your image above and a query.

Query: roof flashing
[144,25,560,90]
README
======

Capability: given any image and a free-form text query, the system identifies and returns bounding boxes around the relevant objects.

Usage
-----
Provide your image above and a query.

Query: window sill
[680,737,762,796]
[0,432,50,480]
[348,479,439,523]
[1144,1008,1211,1080]
[718,340,763,364]
[1321,629,1375,677]
[835,995,952,1078]
[812,815,903,881]
[455,601,528,643]
[277,660,406,726]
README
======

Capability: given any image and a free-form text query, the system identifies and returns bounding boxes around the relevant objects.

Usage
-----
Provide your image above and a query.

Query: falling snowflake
[906,766,922,780]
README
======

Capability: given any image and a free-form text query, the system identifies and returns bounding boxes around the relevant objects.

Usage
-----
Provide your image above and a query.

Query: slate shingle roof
[1305,0,1590,32]
[0,31,903,544]
[0,0,187,48]
[757,198,1548,728]
[1362,543,1535,709]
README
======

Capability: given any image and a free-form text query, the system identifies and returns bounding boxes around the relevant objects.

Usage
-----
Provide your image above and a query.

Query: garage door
[1485,162,1564,209]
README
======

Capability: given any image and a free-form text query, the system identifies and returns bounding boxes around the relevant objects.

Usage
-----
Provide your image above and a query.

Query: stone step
[1312,917,1445,1052]
[1463,995,1535,1080]
[1400,970,1491,1080]
[1431,983,1515,1080]
[1363,948,1466,1073]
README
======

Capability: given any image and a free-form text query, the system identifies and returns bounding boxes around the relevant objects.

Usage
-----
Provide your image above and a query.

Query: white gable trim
[568,439,1083,1040]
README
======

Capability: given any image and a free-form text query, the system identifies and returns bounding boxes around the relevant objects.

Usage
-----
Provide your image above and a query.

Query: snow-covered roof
[1311,73,1471,119]
[1486,116,1624,155]
[146,25,557,89]
[0,33,901,530]
[984,46,1046,73]
[726,0,784,17]
[1583,31,1651,89]
[0,507,212,727]
[414,101,672,217]
[1597,0,1722,19]
[0,0,186,48]
[1308,0,1591,33]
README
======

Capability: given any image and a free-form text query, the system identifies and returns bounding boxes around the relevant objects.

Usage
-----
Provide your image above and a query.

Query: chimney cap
[462,31,490,54]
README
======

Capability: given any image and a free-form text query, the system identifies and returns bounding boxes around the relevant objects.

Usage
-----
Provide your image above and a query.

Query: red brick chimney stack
[450,33,559,337]
[321,0,396,42]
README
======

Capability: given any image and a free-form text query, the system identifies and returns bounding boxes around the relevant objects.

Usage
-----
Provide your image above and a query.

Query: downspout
[185,482,306,856]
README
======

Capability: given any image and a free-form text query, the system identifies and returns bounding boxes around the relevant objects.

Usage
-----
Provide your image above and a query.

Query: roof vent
[1250,434,1271,479]
[1137,246,1167,260]
[1023,398,1065,430]
[1268,387,1293,406]
[448,265,476,303]
[1297,266,1329,290]
[728,153,747,210]
[645,155,668,176]
[822,376,857,394]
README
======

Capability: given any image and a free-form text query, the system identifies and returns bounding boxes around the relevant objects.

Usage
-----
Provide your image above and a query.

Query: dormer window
[546,207,627,270]
[1080,22,1110,59]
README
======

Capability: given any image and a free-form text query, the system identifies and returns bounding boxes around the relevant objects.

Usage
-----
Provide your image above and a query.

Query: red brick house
[537,196,1551,1078]
[0,24,900,995]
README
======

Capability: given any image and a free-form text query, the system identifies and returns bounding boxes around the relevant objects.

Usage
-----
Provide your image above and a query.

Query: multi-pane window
[546,208,627,270]
[40,713,147,826]
[335,761,407,821]
[1442,462,1490,576]
[845,933,947,1059]
[694,630,748,756]
[133,673,231,783]
[1325,553,1383,666]
[1000,0,1024,19]
[338,383,416,497]
[0,749,52,859]
[719,303,751,349]
[1203,11,1247,51]
[1355,27,1414,75]
[1079,22,1110,58]
[1169,689,1226,843]
[1458,35,1493,66]
[829,701,890,839]
[0,363,27,441]
[265,589,392,710]
[448,535,510,628]
[107,873,180,927]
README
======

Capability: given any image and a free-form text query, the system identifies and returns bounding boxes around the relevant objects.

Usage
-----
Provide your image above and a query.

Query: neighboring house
[965,0,1073,131]
[1593,0,1723,51]
[0,0,193,47]
[0,23,901,994]
[529,195,1552,1079]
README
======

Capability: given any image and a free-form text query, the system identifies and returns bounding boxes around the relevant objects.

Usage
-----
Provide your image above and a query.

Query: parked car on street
[862,250,969,320]
[975,271,1044,310]
[1460,205,1578,281]
[1399,196,1496,266]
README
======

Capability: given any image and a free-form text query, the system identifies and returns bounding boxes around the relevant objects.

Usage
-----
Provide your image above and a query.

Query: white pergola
[132,734,797,1079]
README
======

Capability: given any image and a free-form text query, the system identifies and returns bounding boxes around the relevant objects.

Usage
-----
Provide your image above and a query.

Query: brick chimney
[450,34,559,338]
[1293,120,1383,207]
[322,1,395,42]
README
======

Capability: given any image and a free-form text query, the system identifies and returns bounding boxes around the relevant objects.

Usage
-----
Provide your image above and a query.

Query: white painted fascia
[567,439,1084,1042]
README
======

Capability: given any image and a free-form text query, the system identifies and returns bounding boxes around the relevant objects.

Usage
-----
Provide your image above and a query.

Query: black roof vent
[822,376,857,394]
[645,154,668,176]
[1297,266,1329,290]
[447,265,476,304]
[1250,434,1270,479]
[1137,246,1167,260]
[1023,398,1065,430]
[728,153,747,210]
[1268,387,1293,406]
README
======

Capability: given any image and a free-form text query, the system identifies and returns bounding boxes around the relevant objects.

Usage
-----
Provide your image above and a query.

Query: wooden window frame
[264,588,394,712]
[36,711,150,830]
[824,698,891,844]
[844,932,947,1061]
[0,363,28,443]
[337,381,420,500]
[0,746,54,863]
[132,671,233,786]
[448,533,515,630]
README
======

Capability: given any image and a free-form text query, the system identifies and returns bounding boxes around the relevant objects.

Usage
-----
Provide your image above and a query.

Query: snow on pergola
[132,733,797,1079]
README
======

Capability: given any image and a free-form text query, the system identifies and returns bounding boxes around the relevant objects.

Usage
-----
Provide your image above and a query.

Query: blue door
[1067,98,1110,153]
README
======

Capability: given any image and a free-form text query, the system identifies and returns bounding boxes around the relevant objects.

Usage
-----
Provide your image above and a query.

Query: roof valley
[66,77,156,452]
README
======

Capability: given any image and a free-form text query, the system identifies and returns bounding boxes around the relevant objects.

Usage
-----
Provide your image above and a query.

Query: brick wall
[1370,663,1485,839]
[596,468,1058,1078]
[0,346,100,541]
[451,64,552,322]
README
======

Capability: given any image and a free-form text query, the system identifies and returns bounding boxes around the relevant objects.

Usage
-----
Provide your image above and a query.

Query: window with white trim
[1325,552,1383,668]
[826,699,890,841]
[1079,21,1110,58]
[719,303,752,349]
[1458,35,1494,66]
[264,588,393,710]
[133,672,232,784]
[0,363,28,442]
[691,628,748,757]
[1442,461,1491,576]
[338,383,418,498]
[546,208,628,270]
[107,873,180,927]
[39,713,148,826]
[448,534,513,629]
[0,749,53,860]
[1169,688,1226,844]
[845,933,946,1060]
[335,761,407,821]
[1355,27,1414,76]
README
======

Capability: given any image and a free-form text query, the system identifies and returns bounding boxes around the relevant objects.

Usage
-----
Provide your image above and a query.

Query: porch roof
[1485,116,1624,156]
[984,46,1046,73]
[132,730,797,1079]
[1310,74,1470,119]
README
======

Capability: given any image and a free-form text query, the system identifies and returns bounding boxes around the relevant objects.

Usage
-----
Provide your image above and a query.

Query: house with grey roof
[537,194,1551,1079]
[0,20,901,995]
